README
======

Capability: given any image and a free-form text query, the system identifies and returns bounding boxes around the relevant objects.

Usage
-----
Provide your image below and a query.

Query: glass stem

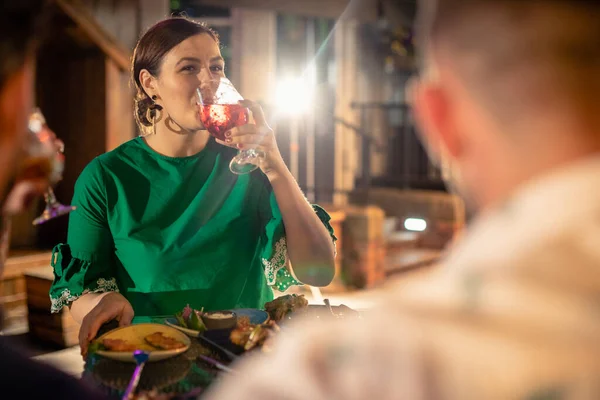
[45,187,58,206]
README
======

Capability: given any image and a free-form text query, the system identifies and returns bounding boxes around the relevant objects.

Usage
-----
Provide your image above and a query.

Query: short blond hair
[416,0,600,123]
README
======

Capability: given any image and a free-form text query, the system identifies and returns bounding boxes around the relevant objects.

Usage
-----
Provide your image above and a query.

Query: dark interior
[11,8,108,250]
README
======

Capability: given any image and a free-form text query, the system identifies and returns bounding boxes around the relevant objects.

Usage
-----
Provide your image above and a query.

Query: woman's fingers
[79,313,102,357]
[215,138,236,148]
[238,100,269,129]
[79,315,91,355]
[226,124,254,136]
[226,124,273,138]
[87,308,117,343]
[217,128,271,149]
[77,293,135,359]
[229,134,269,147]
[79,307,119,357]
[118,304,135,327]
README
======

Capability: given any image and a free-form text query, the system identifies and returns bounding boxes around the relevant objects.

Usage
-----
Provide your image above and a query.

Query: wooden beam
[230,8,277,103]
[55,0,131,71]
[193,0,366,20]
[333,19,360,205]
[140,0,170,33]
[105,59,135,151]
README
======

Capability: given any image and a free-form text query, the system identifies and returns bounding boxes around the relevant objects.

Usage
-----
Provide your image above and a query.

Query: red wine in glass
[199,103,249,141]
[196,78,263,174]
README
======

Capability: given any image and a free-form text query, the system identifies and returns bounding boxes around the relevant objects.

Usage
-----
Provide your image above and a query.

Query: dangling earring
[143,95,163,136]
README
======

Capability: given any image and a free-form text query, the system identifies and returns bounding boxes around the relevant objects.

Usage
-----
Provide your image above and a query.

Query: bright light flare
[275,77,314,116]
[404,218,427,232]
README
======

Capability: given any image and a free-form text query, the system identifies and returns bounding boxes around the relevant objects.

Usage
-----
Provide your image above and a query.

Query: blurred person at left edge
[0,1,108,398]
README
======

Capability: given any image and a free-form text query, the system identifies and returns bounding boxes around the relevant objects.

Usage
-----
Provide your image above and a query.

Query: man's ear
[408,76,462,166]
[139,69,158,99]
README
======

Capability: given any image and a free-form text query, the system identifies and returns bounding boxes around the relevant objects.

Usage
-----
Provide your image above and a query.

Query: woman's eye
[210,65,224,73]
[181,65,197,73]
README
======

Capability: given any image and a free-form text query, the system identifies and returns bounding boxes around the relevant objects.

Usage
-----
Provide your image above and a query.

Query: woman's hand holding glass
[197,77,286,176]
[215,99,287,178]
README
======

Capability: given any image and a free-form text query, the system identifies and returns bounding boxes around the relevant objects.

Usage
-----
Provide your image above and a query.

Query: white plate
[95,323,190,363]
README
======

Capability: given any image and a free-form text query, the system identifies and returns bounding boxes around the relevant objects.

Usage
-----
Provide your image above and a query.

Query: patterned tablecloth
[82,320,231,399]
[82,305,358,398]
[84,339,225,399]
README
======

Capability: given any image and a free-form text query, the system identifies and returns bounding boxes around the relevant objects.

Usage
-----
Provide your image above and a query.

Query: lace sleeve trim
[262,237,289,286]
[49,277,119,313]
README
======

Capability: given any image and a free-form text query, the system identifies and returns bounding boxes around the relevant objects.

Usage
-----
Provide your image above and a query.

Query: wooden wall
[230,8,277,104]
[80,0,170,51]
[9,0,169,250]
[333,19,361,205]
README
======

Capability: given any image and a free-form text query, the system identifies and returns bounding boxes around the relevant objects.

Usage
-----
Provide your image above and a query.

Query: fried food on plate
[236,316,251,330]
[230,320,280,351]
[264,294,308,322]
[144,332,186,350]
[102,338,139,352]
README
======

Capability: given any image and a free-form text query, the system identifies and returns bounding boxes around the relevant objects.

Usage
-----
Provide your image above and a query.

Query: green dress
[49,137,335,321]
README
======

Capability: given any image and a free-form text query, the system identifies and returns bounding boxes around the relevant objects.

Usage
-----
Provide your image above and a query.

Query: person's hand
[216,100,287,179]
[2,178,49,215]
[79,292,134,358]
[3,125,64,215]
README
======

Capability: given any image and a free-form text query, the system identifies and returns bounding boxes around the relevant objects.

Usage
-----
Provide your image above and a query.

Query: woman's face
[144,33,225,131]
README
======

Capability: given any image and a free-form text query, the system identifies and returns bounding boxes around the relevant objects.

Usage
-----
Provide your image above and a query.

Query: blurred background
[2,0,464,354]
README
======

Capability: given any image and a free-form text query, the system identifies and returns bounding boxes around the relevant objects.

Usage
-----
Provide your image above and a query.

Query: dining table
[81,304,358,399]
[81,318,217,398]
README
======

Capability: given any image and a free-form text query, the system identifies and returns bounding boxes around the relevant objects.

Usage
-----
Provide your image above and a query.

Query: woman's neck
[144,118,211,157]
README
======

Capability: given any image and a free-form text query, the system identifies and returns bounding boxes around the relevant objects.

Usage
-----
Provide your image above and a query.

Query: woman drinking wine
[48,17,336,356]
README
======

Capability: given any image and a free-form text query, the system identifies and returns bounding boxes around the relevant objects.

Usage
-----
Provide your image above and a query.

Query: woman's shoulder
[97,137,143,164]
[76,138,142,185]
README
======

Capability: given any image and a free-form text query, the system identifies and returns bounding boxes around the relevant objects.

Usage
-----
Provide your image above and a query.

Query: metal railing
[339,101,445,191]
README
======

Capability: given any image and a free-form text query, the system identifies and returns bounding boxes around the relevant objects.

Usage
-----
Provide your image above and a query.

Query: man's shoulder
[0,340,106,399]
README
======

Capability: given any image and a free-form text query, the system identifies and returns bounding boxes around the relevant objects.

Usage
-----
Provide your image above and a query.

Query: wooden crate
[341,205,386,289]
[1,251,53,332]
[24,267,79,348]
[349,188,466,250]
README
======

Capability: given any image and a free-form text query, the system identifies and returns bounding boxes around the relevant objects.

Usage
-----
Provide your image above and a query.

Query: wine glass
[196,77,262,175]
[26,108,76,225]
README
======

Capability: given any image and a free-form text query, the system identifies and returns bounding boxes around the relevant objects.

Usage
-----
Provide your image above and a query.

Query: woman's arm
[224,100,335,287]
[267,169,335,286]
[49,159,132,356]
[69,292,111,323]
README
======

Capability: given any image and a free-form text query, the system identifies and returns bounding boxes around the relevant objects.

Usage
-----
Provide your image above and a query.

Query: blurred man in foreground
[0,1,107,398]
[206,1,600,399]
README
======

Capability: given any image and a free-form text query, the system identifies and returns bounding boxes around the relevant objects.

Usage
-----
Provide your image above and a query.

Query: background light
[275,77,314,116]
[404,218,427,232]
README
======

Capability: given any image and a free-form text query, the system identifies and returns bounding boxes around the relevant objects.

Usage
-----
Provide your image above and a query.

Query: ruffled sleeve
[49,158,118,313]
[258,182,337,292]
[49,245,118,313]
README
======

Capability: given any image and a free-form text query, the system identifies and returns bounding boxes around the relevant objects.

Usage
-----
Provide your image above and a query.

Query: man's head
[0,0,48,206]
[410,1,600,211]
[0,0,48,286]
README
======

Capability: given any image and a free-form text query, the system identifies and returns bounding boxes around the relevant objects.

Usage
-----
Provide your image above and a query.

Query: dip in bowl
[201,310,237,331]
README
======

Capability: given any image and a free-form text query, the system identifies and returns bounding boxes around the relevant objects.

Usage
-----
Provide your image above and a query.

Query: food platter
[93,323,191,363]
[164,308,269,337]
[86,295,360,398]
